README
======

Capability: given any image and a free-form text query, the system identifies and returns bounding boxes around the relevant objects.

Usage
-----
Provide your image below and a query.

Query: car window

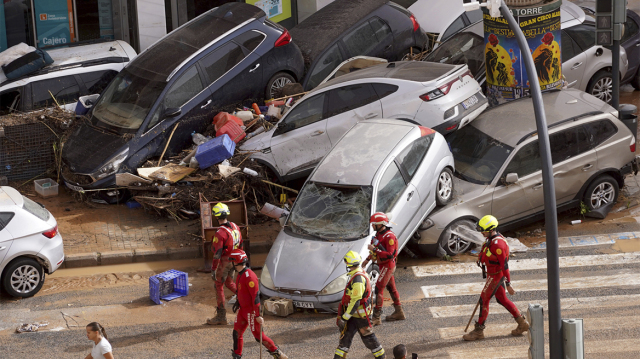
[0,212,14,231]
[326,84,378,117]
[0,89,21,115]
[466,9,483,24]
[199,42,246,85]
[146,106,163,131]
[80,70,119,95]
[369,17,392,42]
[32,76,80,109]
[425,32,485,75]
[442,15,466,41]
[561,30,579,62]
[504,141,541,179]
[163,65,204,109]
[396,134,434,180]
[586,119,618,147]
[307,44,345,89]
[22,196,50,222]
[274,93,326,136]
[233,30,266,53]
[372,83,399,99]
[564,24,595,51]
[343,21,379,56]
[376,162,407,213]
[622,16,640,43]
[549,125,591,164]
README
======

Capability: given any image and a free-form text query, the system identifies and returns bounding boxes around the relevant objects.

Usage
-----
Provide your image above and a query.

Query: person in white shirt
[85,322,114,359]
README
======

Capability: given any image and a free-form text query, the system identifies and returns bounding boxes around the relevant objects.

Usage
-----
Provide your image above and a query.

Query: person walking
[207,202,243,325]
[362,212,405,326]
[334,250,386,359]
[85,322,114,359]
[228,248,288,359]
[463,215,530,341]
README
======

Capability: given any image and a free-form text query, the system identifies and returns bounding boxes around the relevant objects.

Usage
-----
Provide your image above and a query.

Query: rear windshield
[424,31,485,76]
[22,196,50,222]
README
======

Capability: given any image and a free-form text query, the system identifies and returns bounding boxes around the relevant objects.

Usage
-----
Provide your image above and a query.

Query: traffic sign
[596,0,614,45]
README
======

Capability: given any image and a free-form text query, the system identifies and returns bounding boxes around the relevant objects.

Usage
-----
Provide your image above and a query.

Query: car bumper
[62,172,116,191]
[39,232,65,274]
[434,92,488,135]
[260,283,342,313]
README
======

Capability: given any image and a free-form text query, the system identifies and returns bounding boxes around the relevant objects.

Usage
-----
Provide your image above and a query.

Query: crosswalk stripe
[429,294,640,318]
[412,252,640,277]
[446,339,640,358]
[421,273,640,298]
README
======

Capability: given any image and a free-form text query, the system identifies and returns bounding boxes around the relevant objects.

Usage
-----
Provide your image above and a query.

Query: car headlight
[94,147,129,179]
[260,265,275,290]
[319,273,348,295]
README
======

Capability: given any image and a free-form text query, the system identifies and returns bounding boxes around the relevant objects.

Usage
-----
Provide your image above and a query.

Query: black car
[61,3,304,202]
[291,0,429,91]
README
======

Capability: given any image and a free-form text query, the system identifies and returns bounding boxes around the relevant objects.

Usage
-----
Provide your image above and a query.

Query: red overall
[212,222,243,308]
[366,227,401,309]
[477,233,520,325]
[233,267,277,355]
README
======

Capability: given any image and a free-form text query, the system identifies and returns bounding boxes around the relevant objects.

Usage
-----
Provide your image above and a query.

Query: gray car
[414,89,638,256]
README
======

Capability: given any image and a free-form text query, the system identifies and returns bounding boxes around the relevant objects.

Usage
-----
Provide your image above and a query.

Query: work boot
[511,315,530,336]
[385,305,406,321]
[231,352,242,359]
[206,307,228,325]
[371,307,382,326]
[269,347,289,359]
[462,322,485,341]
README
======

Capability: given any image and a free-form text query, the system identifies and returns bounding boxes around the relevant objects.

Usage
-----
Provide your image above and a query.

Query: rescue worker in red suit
[207,203,243,326]
[362,212,405,326]
[228,249,288,359]
[335,251,385,359]
[463,215,530,341]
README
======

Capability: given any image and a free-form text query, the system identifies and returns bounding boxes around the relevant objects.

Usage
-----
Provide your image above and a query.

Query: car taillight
[419,126,435,136]
[631,137,636,152]
[410,14,420,32]
[445,124,458,131]
[43,225,58,238]
[420,70,472,101]
[275,29,292,47]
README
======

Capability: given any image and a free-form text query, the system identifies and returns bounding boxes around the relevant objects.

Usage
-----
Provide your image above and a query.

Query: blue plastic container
[149,269,189,305]
[195,134,235,169]
[75,94,100,116]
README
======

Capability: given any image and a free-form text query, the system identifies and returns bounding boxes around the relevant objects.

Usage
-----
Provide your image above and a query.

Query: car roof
[290,0,389,66]
[315,61,458,90]
[129,2,264,82]
[408,0,466,34]
[310,119,415,186]
[471,89,616,148]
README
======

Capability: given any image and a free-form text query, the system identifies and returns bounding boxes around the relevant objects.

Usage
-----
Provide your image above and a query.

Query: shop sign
[34,0,75,47]
[246,0,291,23]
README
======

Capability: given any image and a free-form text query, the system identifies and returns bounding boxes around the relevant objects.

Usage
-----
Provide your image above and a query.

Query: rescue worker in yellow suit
[334,251,386,359]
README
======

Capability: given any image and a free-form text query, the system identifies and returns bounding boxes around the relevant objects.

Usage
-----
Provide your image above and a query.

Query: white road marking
[421,273,640,298]
[529,231,640,250]
[447,339,640,358]
[412,252,640,277]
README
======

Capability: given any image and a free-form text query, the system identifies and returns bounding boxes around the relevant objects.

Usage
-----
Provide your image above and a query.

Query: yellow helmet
[212,203,230,217]
[343,250,362,267]
[477,215,498,232]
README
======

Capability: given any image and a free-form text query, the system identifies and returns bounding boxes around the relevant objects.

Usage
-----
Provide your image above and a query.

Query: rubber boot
[269,347,289,359]
[206,307,228,325]
[371,307,382,326]
[511,315,530,336]
[385,304,406,321]
[231,352,242,359]
[462,322,485,341]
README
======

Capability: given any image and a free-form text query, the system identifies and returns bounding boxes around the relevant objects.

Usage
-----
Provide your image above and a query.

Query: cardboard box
[264,297,294,317]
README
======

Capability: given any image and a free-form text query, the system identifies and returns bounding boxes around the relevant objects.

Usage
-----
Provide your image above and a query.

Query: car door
[0,88,23,115]
[621,13,640,80]
[342,18,392,60]
[374,160,420,245]
[394,134,435,217]
[585,118,621,172]
[30,75,81,111]
[561,30,587,89]
[269,93,331,177]
[0,213,15,265]
[305,43,346,90]
[325,83,382,145]
[369,17,395,59]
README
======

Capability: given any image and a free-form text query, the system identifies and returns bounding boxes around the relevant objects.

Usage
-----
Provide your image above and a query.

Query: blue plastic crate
[149,269,189,305]
[195,134,235,169]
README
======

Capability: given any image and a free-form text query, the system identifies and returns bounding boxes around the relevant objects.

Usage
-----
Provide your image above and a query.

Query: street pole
[498,2,563,358]
[612,39,620,109]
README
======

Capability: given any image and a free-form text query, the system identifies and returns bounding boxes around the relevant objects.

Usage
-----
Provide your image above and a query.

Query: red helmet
[370,212,389,226]
[229,249,248,265]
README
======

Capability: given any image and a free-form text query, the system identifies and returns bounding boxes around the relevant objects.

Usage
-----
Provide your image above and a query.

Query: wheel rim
[270,77,292,98]
[590,182,615,209]
[10,264,40,294]
[445,221,473,254]
[592,77,613,103]
[438,171,453,201]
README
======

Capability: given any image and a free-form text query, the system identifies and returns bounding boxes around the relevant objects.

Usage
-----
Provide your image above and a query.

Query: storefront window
[1,0,35,51]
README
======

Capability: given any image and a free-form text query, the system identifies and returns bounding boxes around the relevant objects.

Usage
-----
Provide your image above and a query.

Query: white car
[241,61,487,182]
[259,119,454,311]
[406,0,483,49]
[0,187,64,297]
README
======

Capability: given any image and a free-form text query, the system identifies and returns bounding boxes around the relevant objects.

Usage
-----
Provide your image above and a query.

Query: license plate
[462,95,479,110]
[293,301,314,309]
[65,182,84,192]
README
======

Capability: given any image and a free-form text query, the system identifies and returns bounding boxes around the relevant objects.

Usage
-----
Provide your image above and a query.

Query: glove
[232,300,240,313]
[336,316,346,331]
[211,271,217,281]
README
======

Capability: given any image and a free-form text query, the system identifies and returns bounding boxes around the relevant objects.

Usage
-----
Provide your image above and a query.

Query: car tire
[583,174,619,211]
[439,219,475,256]
[2,257,45,297]
[366,263,380,307]
[436,167,454,206]
[265,72,295,100]
[587,71,614,104]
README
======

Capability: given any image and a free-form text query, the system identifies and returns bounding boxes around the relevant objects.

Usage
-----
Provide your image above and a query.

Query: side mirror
[505,173,519,184]
[164,107,181,118]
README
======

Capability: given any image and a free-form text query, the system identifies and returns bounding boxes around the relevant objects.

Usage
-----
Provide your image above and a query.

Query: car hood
[238,128,274,152]
[62,123,129,174]
[266,229,369,292]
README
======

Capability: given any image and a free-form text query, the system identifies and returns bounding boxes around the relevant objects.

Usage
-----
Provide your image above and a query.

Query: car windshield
[91,68,166,131]
[425,31,485,76]
[288,182,372,240]
[447,125,513,185]
[22,196,50,222]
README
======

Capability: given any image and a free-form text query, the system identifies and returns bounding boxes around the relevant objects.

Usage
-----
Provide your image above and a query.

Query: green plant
[579,201,589,219]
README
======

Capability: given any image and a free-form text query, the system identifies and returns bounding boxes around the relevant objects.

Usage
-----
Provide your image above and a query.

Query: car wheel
[583,175,619,211]
[439,219,475,256]
[265,72,295,100]
[436,168,454,206]
[2,258,45,297]
[366,263,380,307]
[587,71,614,104]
